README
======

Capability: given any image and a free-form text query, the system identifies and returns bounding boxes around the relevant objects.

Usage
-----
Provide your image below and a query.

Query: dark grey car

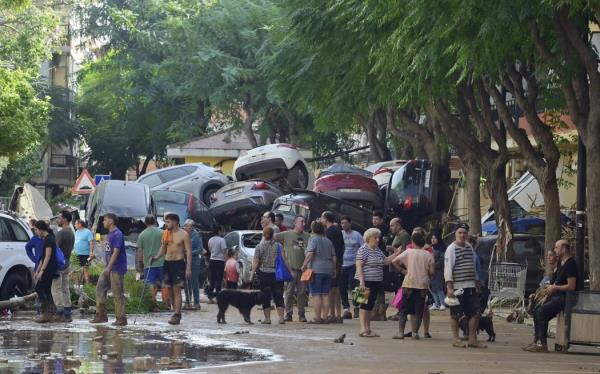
[137,163,229,206]
[209,180,284,229]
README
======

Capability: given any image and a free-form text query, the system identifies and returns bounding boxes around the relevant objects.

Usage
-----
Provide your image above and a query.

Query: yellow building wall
[184,156,237,176]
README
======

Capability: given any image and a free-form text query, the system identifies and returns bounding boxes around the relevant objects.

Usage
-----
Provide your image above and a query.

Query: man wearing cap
[444,223,485,348]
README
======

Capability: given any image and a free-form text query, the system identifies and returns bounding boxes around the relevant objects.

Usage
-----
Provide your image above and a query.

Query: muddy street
[1,305,599,374]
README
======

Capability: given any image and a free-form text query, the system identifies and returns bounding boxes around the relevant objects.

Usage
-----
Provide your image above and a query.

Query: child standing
[224,249,240,289]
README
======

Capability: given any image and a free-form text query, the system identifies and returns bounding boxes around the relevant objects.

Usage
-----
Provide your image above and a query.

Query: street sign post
[94,174,111,186]
[72,169,96,195]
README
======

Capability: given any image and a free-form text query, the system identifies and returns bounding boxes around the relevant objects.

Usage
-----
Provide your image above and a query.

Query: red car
[313,164,382,210]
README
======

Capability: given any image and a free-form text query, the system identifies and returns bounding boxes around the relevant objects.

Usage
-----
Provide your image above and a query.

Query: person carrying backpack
[32,221,59,323]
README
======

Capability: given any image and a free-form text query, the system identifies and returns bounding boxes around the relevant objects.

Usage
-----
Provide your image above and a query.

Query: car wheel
[0,272,29,300]
[288,162,309,189]
[203,186,220,206]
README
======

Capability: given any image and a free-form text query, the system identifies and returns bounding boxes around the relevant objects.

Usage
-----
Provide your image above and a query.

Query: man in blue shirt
[74,219,95,284]
[90,213,128,326]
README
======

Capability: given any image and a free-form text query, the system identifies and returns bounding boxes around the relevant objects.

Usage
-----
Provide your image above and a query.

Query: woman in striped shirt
[355,228,402,337]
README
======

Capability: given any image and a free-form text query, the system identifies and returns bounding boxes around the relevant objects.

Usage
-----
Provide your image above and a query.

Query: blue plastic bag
[275,244,293,282]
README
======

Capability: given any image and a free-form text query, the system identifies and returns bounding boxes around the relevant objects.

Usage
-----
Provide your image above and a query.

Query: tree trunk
[538,170,562,275]
[587,127,600,290]
[360,115,385,162]
[486,163,514,261]
[139,156,153,176]
[242,93,258,148]
[463,156,482,235]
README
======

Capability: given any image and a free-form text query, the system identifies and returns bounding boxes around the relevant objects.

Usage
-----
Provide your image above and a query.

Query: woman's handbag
[391,288,403,309]
[275,244,293,282]
[300,268,314,283]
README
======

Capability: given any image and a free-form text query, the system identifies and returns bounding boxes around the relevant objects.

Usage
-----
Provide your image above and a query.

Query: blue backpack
[55,247,66,270]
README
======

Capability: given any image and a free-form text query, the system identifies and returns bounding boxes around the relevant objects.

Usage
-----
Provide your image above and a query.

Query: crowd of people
[24,207,580,352]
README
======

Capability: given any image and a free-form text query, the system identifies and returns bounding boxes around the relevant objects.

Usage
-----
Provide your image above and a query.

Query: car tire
[0,272,29,301]
[203,186,220,206]
[288,162,309,189]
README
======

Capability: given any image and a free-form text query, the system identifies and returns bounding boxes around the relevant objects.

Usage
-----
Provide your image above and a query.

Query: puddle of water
[0,326,268,373]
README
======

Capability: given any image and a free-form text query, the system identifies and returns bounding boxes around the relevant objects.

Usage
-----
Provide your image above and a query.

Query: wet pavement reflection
[0,325,266,373]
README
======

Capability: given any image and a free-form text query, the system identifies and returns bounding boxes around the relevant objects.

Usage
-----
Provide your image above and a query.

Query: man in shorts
[444,223,485,348]
[137,215,164,311]
[74,219,95,285]
[152,213,192,325]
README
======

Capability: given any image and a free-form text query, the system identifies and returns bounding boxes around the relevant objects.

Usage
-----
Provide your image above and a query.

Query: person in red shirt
[224,249,240,289]
[275,213,288,232]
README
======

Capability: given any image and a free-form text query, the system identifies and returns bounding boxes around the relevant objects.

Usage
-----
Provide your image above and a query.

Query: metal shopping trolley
[487,247,528,310]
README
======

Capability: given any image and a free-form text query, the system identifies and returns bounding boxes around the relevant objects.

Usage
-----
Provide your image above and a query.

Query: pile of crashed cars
[81,143,438,287]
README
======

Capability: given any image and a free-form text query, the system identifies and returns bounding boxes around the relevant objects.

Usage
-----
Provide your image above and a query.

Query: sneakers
[284,315,293,322]
[112,317,128,327]
[168,313,182,325]
[429,305,439,311]
[439,305,446,311]
[342,310,353,319]
[34,314,51,324]
[299,315,307,323]
[89,314,108,324]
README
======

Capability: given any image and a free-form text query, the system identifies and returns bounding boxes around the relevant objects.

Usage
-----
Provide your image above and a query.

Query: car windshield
[153,191,190,221]
[152,190,188,204]
[138,173,162,188]
[388,162,423,206]
[241,233,262,257]
[155,202,189,222]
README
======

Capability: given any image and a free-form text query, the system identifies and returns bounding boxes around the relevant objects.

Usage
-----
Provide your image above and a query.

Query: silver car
[224,230,262,287]
[137,163,229,206]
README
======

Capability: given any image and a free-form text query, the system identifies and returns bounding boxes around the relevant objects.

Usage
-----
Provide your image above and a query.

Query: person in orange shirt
[224,249,240,289]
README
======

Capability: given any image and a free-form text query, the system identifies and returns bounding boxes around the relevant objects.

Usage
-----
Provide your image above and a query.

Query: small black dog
[459,313,496,342]
[216,289,269,324]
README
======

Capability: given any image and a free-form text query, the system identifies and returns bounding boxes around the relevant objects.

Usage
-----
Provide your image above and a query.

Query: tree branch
[557,6,600,99]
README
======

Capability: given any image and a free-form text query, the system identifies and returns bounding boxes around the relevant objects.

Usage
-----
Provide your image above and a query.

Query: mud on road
[1,305,599,373]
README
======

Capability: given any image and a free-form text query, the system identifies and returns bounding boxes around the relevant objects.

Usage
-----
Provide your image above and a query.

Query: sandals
[452,340,467,348]
[359,331,380,338]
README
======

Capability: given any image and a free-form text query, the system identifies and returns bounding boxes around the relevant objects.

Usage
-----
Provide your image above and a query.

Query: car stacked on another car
[384,159,438,227]
[208,180,284,229]
[365,160,407,197]
[152,190,216,238]
[0,212,35,300]
[313,163,382,210]
[272,191,373,234]
[210,143,315,229]
[137,163,229,206]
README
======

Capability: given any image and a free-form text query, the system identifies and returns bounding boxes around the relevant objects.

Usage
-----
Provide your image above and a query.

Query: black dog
[216,289,269,324]
[459,313,496,342]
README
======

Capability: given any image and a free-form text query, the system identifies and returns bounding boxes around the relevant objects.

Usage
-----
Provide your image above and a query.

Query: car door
[0,218,17,280]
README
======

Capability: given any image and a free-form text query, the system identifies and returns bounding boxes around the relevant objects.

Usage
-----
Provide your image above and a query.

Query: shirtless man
[152,213,192,325]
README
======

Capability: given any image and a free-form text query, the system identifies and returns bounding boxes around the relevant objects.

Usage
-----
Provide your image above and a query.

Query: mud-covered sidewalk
[1,304,599,373]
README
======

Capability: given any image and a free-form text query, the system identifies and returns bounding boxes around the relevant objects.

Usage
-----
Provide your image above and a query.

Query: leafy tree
[0,1,60,158]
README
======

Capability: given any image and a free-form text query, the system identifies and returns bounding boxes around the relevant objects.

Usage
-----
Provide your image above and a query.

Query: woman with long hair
[33,220,58,323]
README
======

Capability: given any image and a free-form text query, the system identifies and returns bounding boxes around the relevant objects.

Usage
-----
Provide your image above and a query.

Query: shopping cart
[488,252,528,310]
